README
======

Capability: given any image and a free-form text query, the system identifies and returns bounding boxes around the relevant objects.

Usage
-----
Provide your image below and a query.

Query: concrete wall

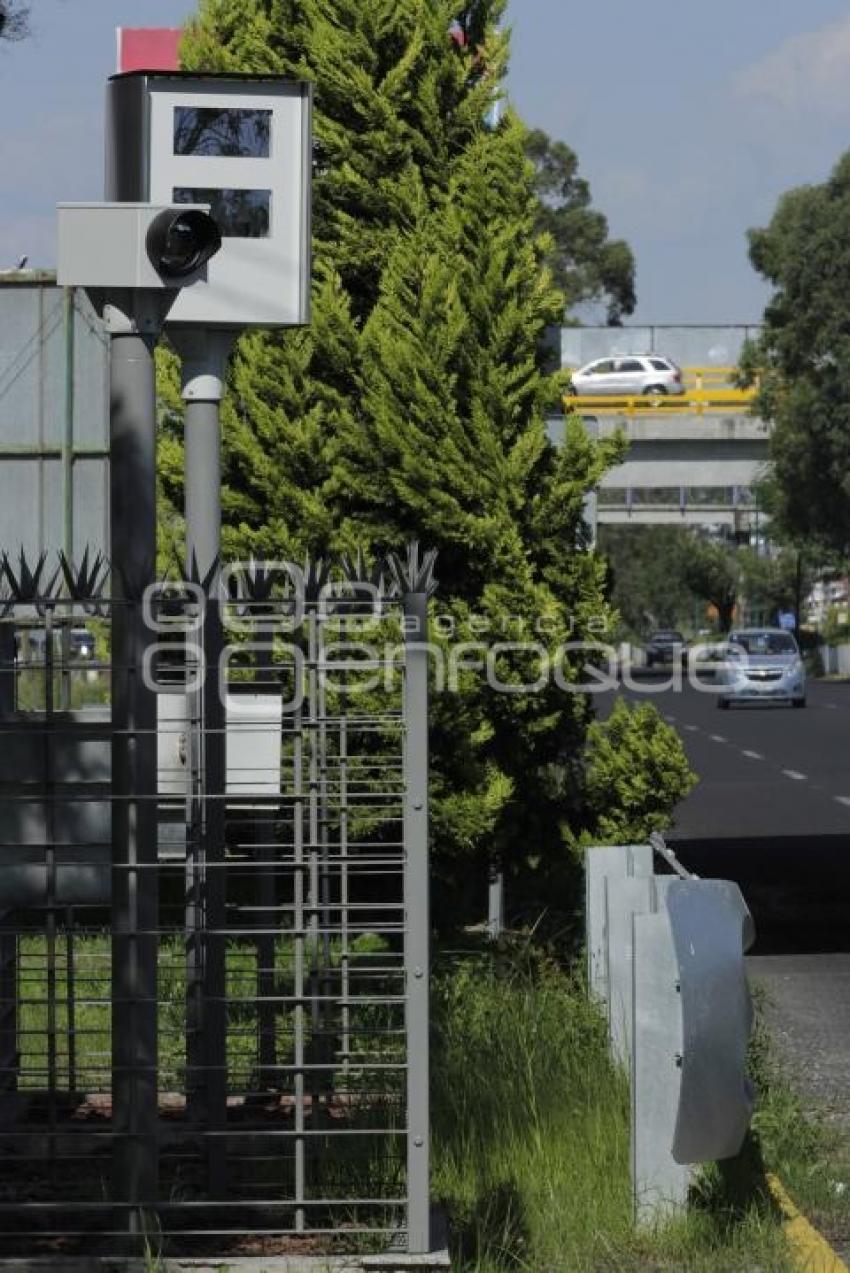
[560,324,761,371]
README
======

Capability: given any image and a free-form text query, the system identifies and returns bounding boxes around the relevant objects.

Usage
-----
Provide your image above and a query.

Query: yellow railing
[564,367,758,416]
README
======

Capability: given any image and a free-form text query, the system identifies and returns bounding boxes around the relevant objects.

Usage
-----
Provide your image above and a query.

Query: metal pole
[62,287,76,562]
[403,591,431,1254]
[105,292,166,1242]
[173,328,235,1194]
[487,857,504,940]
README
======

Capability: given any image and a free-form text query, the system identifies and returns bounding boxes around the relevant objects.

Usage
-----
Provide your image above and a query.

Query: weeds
[432,938,795,1272]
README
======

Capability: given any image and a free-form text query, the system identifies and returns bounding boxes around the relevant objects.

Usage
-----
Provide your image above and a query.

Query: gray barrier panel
[607,873,655,1068]
[585,844,653,1006]
[668,879,755,1164]
[632,906,690,1222]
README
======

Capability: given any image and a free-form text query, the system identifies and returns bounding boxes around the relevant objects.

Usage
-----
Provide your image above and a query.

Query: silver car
[716,628,806,709]
[568,354,685,397]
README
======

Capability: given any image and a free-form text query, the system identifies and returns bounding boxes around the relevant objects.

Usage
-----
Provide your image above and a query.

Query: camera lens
[146,209,222,281]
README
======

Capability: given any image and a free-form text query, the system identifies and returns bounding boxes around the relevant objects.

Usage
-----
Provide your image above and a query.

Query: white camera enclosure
[57,202,212,289]
[106,72,313,329]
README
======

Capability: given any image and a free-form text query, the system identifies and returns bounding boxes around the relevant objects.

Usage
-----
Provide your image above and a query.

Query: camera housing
[57,203,220,289]
[106,73,312,328]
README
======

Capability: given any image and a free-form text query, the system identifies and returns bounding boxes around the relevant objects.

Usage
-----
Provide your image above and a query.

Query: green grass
[432,940,796,1272]
[14,930,850,1269]
[17,930,403,1098]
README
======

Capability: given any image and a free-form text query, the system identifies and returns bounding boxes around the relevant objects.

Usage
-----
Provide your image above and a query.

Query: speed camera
[106,72,313,328]
[57,203,221,289]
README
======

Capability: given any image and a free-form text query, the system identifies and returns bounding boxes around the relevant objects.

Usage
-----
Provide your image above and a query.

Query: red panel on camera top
[116,28,182,73]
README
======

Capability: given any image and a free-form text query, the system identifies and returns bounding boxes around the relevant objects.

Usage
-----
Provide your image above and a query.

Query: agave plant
[57,547,109,614]
[1,549,61,614]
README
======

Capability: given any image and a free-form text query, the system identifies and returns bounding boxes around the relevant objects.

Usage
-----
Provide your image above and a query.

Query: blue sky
[3,0,850,322]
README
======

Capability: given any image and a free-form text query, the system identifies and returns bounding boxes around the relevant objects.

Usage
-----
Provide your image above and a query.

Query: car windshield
[729,632,797,655]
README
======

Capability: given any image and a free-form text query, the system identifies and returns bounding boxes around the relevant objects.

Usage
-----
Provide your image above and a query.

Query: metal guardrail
[564,367,757,417]
[586,839,755,1224]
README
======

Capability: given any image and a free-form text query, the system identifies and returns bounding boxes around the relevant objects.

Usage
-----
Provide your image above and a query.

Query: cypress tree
[162,0,678,915]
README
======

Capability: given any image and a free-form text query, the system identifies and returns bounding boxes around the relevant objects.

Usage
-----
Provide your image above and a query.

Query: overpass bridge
[554,325,769,530]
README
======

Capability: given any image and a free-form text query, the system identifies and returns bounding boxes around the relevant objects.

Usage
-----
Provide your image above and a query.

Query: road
[615,675,850,841]
[606,674,850,1146]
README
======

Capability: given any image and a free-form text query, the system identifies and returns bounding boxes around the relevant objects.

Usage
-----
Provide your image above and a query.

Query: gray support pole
[173,328,236,574]
[403,591,431,1254]
[172,329,235,1194]
[105,292,169,1242]
[62,287,76,561]
[486,857,504,940]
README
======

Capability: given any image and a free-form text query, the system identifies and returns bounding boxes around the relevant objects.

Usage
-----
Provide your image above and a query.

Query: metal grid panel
[0,280,109,561]
[0,551,433,1260]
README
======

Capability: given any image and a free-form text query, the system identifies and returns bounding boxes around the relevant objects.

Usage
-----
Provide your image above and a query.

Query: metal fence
[0,546,434,1260]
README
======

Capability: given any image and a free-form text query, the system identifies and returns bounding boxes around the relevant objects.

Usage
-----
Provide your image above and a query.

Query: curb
[767,1173,848,1272]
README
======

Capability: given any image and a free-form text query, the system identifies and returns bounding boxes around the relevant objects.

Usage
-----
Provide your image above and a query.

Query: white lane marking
[782,770,807,781]
[665,714,676,723]
[835,796,850,808]
[684,724,699,733]
[826,704,839,710]
[742,750,763,760]
[710,734,727,743]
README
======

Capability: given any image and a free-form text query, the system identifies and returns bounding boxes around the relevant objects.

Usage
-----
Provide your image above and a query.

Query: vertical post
[175,329,235,1196]
[292,671,306,1231]
[486,857,504,940]
[106,295,163,1240]
[0,626,18,1113]
[0,626,14,720]
[794,552,804,634]
[62,287,76,562]
[403,591,430,1253]
[254,627,278,1090]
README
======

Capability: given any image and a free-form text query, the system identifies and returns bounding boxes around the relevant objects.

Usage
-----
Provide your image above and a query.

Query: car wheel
[643,384,668,395]
[792,697,806,709]
[717,697,730,710]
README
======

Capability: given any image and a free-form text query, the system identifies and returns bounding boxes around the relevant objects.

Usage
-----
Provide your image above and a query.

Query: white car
[716,628,806,709]
[568,354,685,397]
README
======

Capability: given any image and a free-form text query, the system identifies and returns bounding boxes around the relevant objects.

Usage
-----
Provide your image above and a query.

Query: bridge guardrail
[564,367,757,417]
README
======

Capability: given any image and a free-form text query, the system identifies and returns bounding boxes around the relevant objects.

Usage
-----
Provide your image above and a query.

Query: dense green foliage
[744,152,850,553]
[525,128,636,324]
[582,698,698,842]
[600,525,696,634]
[600,526,805,637]
[163,0,692,914]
